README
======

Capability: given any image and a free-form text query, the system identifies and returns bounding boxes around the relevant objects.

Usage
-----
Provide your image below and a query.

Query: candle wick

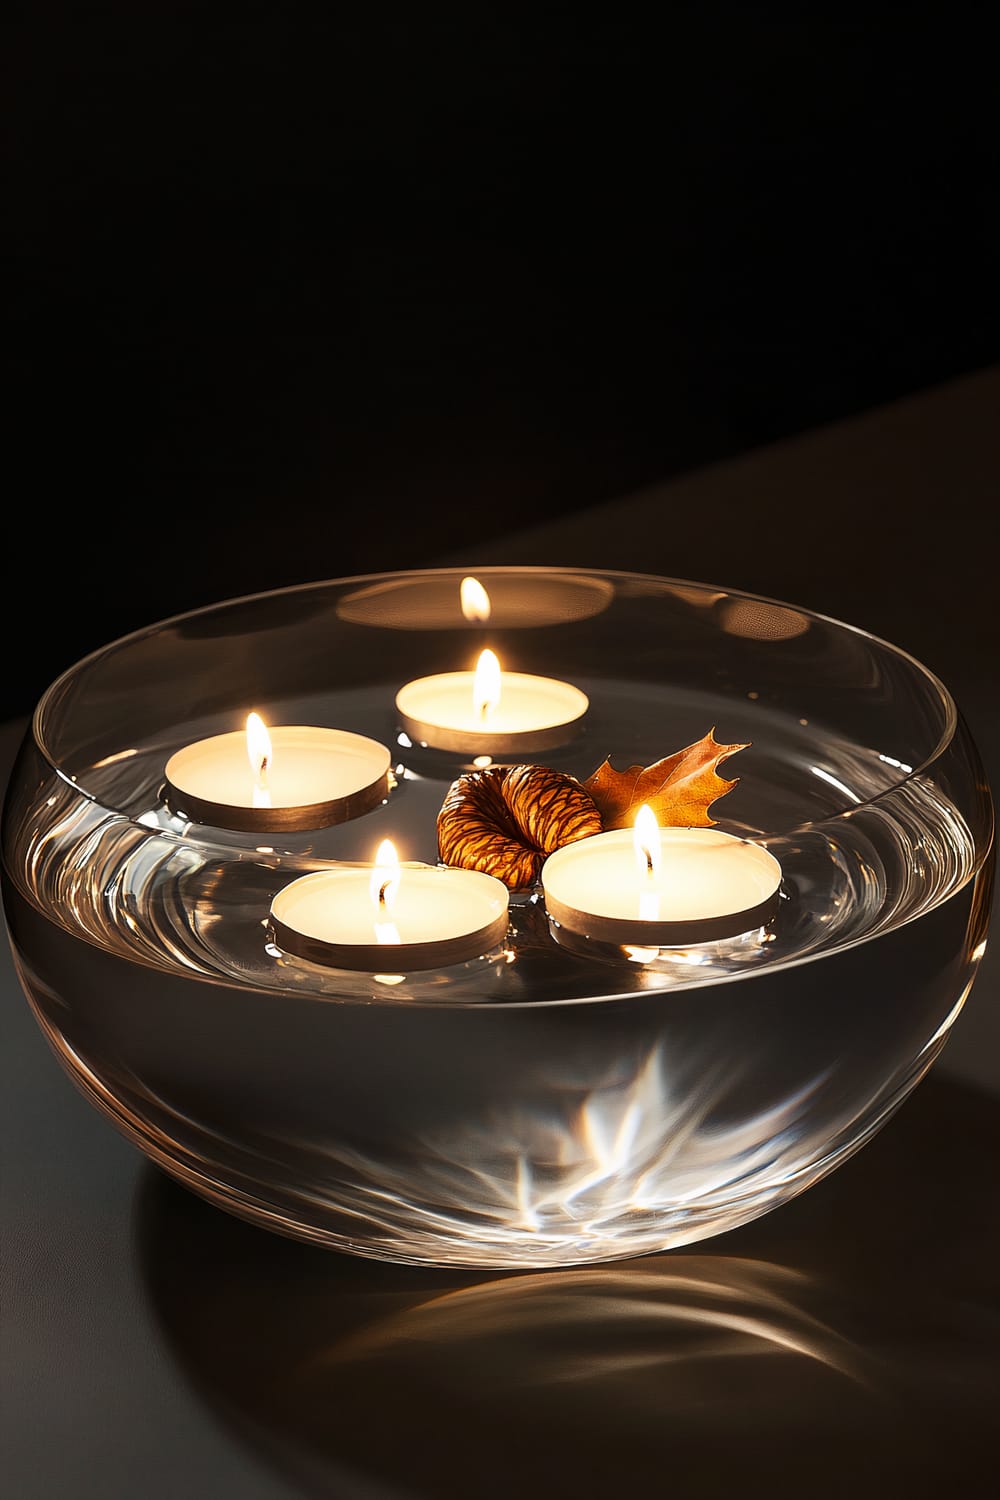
[378,879,391,908]
[257,754,269,788]
[645,848,654,875]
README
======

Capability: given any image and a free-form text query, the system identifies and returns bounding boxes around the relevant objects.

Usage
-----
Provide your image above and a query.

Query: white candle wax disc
[270,864,511,971]
[541,827,782,945]
[163,726,392,831]
[395,671,588,754]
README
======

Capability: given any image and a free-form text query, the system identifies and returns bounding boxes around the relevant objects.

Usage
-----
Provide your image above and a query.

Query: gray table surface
[3,368,998,1499]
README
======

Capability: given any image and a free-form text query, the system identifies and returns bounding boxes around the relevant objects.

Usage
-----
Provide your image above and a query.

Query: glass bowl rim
[29,563,962,819]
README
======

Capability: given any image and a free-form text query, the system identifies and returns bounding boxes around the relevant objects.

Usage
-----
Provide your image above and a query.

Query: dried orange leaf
[582,728,749,830]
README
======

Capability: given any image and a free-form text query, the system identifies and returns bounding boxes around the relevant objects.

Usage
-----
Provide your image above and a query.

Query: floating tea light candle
[541,804,782,946]
[395,647,589,755]
[163,713,393,832]
[393,576,589,756]
[269,838,511,970]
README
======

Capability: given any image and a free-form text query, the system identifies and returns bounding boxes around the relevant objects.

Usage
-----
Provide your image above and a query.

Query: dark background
[6,3,998,718]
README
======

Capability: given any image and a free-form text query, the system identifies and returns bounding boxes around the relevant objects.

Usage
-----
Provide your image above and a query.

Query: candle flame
[460,576,491,622]
[634,804,661,922]
[370,838,401,912]
[246,712,273,806]
[634,803,661,880]
[473,649,502,719]
[371,839,402,946]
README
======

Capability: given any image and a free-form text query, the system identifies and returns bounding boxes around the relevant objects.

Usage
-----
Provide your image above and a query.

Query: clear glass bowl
[1,567,994,1268]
